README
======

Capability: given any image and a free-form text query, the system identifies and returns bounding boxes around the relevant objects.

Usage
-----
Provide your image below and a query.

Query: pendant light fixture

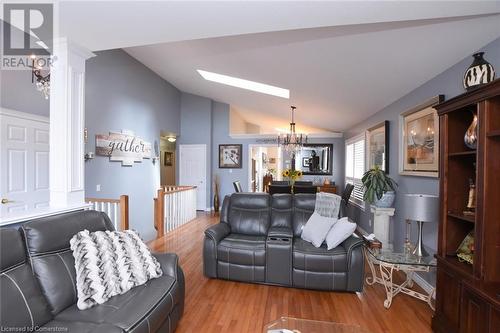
[278,106,308,154]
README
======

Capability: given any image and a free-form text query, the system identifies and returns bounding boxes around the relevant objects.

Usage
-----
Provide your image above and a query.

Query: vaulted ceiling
[58,1,500,133]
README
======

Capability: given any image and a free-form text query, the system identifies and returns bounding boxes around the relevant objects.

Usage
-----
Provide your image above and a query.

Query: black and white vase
[463,52,495,91]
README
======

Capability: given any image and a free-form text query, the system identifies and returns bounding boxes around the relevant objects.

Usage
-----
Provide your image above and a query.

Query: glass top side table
[364,247,437,310]
[264,317,367,333]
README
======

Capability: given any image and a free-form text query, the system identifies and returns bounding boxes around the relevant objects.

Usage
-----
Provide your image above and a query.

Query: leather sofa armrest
[341,234,365,292]
[267,226,293,238]
[153,252,181,279]
[341,235,364,256]
[204,223,231,244]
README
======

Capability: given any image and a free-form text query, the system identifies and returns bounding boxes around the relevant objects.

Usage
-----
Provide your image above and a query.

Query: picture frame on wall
[164,152,173,166]
[219,144,243,168]
[399,95,444,177]
[366,121,389,173]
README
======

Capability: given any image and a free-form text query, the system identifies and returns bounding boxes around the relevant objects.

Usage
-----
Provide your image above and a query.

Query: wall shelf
[486,129,500,137]
[447,211,475,223]
[448,150,476,157]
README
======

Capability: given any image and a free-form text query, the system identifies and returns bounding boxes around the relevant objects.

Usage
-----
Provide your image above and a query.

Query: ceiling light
[197,70,289,99]
[167,137,176,143]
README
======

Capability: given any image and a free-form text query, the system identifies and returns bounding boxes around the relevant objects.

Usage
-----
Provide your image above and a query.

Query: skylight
[197,70,289,99]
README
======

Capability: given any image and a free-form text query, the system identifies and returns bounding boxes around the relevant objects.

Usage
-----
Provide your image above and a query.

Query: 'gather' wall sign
[95,130,152,166]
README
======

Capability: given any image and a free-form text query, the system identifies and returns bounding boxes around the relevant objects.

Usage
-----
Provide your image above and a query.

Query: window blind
[345,135,365,206]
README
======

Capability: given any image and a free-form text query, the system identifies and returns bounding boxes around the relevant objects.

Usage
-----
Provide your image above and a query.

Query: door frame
[178,144,207,211]
[248,144,282,192]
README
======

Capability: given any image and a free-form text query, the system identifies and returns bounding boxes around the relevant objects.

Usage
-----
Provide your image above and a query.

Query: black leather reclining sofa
[0,210,184,333]
[203,193,364,291]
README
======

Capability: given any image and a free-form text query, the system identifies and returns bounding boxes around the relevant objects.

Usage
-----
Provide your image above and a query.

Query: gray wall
[0,69,50,116]
[84,49,181,241]
[345,37,500,286]
[177,93,213,208]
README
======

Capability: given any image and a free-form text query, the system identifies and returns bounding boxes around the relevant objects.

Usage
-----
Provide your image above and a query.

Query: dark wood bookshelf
[432,79,500,333]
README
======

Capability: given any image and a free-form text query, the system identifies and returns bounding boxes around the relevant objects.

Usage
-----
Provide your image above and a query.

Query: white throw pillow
[70,229,163,310]
[301,212,337,248]
[325,217,357,250]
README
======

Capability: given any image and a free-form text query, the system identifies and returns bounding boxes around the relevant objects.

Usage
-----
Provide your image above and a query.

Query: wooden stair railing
[86,195,129,230]
[154,186,197,238]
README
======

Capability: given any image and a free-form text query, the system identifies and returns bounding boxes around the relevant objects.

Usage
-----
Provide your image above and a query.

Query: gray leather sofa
[203,193,364,291]
[0,210,184,333]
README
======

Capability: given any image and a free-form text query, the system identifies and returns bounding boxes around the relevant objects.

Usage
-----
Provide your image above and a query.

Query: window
[345,134,365,207]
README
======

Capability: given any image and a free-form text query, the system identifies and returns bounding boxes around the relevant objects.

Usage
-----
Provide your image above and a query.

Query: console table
[317,184,337,194]
[364,247,436,310]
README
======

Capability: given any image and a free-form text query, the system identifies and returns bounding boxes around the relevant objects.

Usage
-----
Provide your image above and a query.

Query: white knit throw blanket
[70,229,163,310]
[315,192,342,218]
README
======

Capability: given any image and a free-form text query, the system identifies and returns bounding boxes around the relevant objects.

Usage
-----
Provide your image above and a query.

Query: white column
[49,38,95,207]
[371,206,395,251]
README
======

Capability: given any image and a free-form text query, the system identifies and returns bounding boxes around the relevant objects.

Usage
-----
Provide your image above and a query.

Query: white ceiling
[56,1,500,132]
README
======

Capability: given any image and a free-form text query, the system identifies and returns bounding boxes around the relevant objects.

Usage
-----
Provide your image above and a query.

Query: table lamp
[403,194,439,257]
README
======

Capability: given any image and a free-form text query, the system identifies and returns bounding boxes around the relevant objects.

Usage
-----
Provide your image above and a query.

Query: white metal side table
[364,247,436,310]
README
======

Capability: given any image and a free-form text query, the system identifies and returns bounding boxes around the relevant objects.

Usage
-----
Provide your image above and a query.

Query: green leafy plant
[361,165,398,204]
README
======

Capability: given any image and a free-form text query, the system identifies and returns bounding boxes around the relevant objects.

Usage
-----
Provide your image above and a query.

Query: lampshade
[403,194,439,223]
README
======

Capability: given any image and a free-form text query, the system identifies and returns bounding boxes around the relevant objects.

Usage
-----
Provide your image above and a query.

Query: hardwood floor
[148,213,433,333]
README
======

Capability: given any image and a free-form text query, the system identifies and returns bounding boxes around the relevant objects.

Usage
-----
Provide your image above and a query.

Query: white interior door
[0,109,50,216]
[179,144,207,211]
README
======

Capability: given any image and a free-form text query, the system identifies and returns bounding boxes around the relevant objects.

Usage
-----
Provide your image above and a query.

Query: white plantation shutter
[345,134,365,207]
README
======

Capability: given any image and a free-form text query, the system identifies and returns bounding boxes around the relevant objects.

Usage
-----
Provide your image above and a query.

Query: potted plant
[361,165,398,208]
[282,168,303,186]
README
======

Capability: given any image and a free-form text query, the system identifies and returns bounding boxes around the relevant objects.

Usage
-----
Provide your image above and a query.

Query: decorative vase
[464,112,478,149]
[463,52,495,91]
[374,191,396,208]
[213,192,220,214]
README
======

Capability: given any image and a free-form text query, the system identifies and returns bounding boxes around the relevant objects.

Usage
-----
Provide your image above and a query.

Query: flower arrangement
[282,168,303,185]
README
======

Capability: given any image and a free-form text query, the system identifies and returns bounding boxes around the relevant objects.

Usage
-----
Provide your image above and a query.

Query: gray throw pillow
[301,212,337,247]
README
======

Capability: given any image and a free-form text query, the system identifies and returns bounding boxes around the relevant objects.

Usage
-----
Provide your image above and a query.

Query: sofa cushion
[21,210,114,315]
[292,194,316,237]
[0,229,53,330]
[218,234,266,266]
[0,228,26,271]
[228,193,270,236]
[293,238,347,272]
[55,274,180,333]
[271,194,293,228]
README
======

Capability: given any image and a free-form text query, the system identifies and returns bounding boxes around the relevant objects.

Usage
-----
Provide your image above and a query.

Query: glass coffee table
[364,247,437,310]
[264,317,367,333]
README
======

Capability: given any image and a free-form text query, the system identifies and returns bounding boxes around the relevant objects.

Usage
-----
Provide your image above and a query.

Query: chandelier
[277,106,308,154]
[30,55,50,99]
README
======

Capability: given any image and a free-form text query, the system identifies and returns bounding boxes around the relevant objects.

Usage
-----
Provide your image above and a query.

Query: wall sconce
[83,128,94,161]
[152,140,160,165]
[84,152,94,161]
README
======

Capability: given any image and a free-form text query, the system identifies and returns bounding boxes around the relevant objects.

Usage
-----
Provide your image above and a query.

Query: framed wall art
[399,95,444,177]
[219,144,242,168]
[366,121,389,173]
[164,152,173,166]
